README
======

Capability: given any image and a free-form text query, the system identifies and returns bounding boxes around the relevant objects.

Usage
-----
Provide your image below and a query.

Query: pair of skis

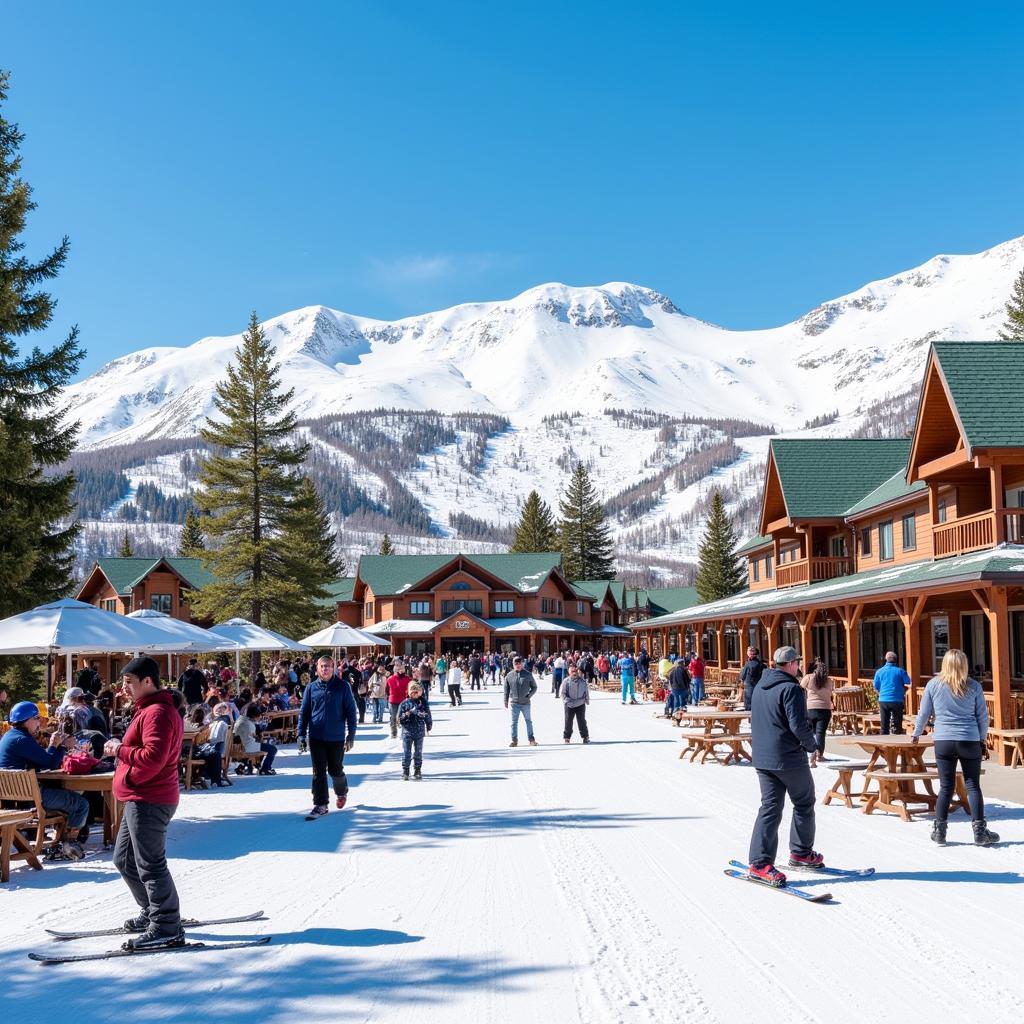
[724,859,874,904]
[29,911,270,964]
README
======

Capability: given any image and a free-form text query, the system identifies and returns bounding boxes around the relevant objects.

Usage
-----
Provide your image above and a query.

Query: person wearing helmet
[0,701,89,860]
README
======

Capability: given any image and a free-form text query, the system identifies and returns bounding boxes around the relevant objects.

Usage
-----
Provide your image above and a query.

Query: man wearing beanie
[104,655,185,950]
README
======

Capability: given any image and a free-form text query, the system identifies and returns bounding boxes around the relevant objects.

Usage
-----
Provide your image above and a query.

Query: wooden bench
[229,737,265,775]
[0,810,41,883]
[0,769,67,866]
[862,768,979,822]
[679,730,752,765]
[822,761,871,809]
[989,728,1024,768]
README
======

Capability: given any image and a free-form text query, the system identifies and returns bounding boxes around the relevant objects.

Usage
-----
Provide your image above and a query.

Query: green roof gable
[845,467,927,518]
[771,438,912,519]
[356,552,563,597]
[932,342,1024,449]
[95,557,216,594]
[572,579,617,605]
[318,577,356,607]
[736,534,772,556]
[646,587,701,616]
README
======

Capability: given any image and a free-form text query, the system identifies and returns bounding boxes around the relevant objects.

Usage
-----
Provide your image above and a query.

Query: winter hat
[773,646,800,667]
[64,686,86,700]
[9,701,41,724]
[121,655,161,687]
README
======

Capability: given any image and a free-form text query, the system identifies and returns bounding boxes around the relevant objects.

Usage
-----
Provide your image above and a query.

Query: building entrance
[440,636,485,657]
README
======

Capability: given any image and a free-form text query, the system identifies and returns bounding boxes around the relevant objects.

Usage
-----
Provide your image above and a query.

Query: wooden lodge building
[631,342,1024,763]
[332,553,633,658]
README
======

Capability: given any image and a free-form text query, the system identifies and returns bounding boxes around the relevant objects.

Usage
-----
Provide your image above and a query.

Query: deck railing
[775,555,853,588]
[933,509,995,558]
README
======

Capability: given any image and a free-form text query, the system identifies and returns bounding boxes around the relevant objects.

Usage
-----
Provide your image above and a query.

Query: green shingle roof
[845,467,927,518]
[625,586,701,616]
[572,579,617,605]
[95,557,216,594]
[933,342,1024,449]
[630,546,1024,628]
[356,552,563,596]
[319,577,356,607]
[736,534,772,556]
[771,438,912,519]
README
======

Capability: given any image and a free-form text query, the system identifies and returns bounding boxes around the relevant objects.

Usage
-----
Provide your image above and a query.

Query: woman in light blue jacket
[912,648,998,847]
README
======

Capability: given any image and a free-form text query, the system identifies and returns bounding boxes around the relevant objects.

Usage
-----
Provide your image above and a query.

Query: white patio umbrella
[207,618,311,672]
[0,598,187,697]
[300,622,390,649]
[127,609,240,678]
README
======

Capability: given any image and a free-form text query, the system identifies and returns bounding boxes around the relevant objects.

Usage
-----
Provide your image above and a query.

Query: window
[765,554,773,579]
[541,598,562,615]
[441,599,482,617]
[859,618,905,671]
[450,581,470,591]
[364,601,374,619]
[493,599,514,615]
[103,598,117,612]
[829,535,847,557]
[150,593,172,614]
[861,526,872,557]
[879,520,894,561]
[937,498,947,524]
[901,514,916,551]
[752,559,760,583]
[577,601,586,614]
[409,600,431,616]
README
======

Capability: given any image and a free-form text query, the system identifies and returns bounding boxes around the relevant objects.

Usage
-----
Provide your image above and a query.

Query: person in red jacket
[103,655,185,950]
[386,660,411,739]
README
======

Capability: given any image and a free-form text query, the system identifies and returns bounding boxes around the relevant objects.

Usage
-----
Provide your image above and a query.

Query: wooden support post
[739,618,751,657]
[716,623,726,668]
[840,604,863,688]
[676,625,685,656]
[991,465,1006,544]
[796,608,816,668]
[971,586,1012,761]
[892,594,927,715]
[762,615,779,658]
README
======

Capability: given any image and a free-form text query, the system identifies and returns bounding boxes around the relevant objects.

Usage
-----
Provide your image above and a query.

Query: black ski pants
[934,740,985,821]
[879,701,905,735]
[563,704,589,740]
[805,709,831,755]
[112,801,180,931]
[749,766,816,868]
[309,738,348,806]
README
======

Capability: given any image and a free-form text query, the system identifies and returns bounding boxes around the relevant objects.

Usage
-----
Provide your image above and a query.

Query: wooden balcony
[775,555,853,589]
[934,508,1024,558]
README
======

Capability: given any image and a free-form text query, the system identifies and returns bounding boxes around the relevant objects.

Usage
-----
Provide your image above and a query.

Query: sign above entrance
[454,619,473,630]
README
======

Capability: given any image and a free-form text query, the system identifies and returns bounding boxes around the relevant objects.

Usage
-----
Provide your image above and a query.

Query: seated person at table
[233,702,277,775]
[81,692,109,736]
[204,704,232,786]
[0,702,89,858]
[268,686,289,712]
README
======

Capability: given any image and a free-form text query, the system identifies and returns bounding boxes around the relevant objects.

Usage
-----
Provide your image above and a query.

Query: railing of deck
[933,509,994,558]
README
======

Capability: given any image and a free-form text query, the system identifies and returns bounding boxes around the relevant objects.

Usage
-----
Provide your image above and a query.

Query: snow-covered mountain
[68,235,1024,450]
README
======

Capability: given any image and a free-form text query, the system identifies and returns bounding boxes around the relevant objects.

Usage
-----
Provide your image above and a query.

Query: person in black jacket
[740,647,765,710]
[177,658,208,706]
[667,659,691,715]
[747,646,822,887]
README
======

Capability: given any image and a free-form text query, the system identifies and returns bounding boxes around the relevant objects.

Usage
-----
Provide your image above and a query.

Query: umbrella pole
[66,652,72,693]
[235,648,240,674]
[168,652,173,682]
[46,654,53,704]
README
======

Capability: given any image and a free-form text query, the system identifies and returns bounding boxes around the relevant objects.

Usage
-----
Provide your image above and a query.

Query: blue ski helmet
[9,701,41,724]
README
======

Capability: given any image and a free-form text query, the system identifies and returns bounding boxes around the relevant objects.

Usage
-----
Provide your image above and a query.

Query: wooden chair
[832,688,868,734]
[1,810,41,882]
[180,727,211,791]
[0,769,67,863]
[229,736,265,775]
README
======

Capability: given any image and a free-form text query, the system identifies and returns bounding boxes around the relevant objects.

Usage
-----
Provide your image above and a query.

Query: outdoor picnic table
[676,709,751,765]
[38,770,121,845]
[833,734,969,821]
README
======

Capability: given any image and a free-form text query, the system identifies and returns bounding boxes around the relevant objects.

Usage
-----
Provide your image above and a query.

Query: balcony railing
[775,555,853,589]
[934,510,995,558]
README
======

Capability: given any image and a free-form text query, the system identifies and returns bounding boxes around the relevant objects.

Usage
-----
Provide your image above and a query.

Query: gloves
[298,737,307,754]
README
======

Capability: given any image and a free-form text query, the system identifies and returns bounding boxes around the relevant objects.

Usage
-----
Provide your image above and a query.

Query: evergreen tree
[189,312,313,646]
[117,528,134,558]
[999,267,1024,340]
[0,70,83,622]
[274,477,344,636]
[178,508,205,557]
[694,490,745,603]
[557,462,615,580]
[378,532,395,555]
[510,490,557,552]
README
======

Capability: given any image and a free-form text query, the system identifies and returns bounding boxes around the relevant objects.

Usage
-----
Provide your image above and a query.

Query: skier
[562,664,590,743]
[747,646,822,887]
[398,681,432,780]
[504,655,538,747]
[618,651,638,704]
[912,648,998,846]
[298,655,358,817]
[105,656,185,949]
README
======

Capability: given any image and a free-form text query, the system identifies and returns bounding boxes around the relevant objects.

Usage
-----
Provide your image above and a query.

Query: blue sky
[7,1,1024,378]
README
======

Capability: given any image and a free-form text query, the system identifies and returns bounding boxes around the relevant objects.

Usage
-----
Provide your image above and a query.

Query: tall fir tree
[178,508,205,557]
[189,312,315,647]
[510,490,557,552]
[378,532,395,555]
[557,462,615,580]
[999,267,1024,340]
[0,70,82,622]
[117,528,134,558]
[275,477,345,636]
[694,490,745,603]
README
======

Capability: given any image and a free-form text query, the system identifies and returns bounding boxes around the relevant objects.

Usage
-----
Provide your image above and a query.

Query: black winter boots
[972,819,999,846]
[930,819,947,846]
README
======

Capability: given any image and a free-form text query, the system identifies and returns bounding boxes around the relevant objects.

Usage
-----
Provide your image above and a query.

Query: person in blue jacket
[0,702,89,858]
[872,651,912,735]
[298,655,358,818]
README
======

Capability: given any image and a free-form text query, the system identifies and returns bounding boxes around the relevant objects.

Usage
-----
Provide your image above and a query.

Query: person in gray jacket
[562,664,590,743]
[912,647,997,846]
[504,655,538,747]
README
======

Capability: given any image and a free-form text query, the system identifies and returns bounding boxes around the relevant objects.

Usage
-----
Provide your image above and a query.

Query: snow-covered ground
[3,686,1022,1023]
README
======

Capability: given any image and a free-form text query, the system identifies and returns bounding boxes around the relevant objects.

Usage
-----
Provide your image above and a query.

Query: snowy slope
[3,689,1022,1024]
[67,235,1024,449]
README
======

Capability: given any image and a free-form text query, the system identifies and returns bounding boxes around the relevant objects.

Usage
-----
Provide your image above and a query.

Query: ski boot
[748,862,787,887]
